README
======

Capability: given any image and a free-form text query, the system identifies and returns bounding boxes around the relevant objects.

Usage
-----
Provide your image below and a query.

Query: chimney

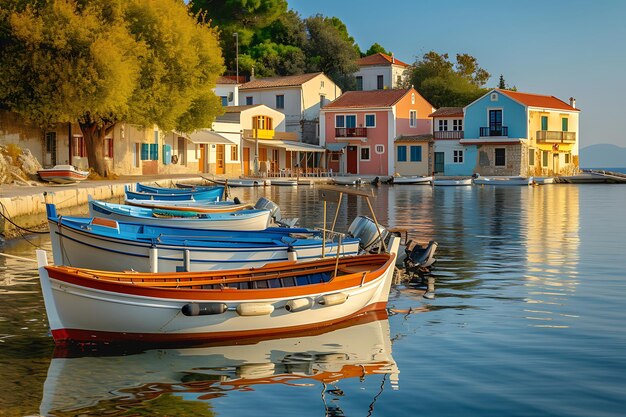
[391,52,395,64]
[569,97,576,109]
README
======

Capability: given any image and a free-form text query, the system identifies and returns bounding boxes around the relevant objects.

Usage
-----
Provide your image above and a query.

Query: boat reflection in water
[40,311,398,416]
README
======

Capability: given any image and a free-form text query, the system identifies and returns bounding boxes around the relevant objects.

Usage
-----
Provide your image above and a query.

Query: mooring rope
[0,201,49,234]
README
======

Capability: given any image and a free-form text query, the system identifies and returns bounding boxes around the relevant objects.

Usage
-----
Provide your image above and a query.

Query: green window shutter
[562,118,568,132]
[410,146,422,162]
[397,146,407,162]
[140,143,149,160]
[149,143,159,160]
[541,116,548,131]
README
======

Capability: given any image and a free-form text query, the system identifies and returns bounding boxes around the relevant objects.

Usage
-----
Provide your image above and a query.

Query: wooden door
[347,146,358,174]
[216,144,225,175]
[434,152,444,174]
[198,145,206,172]
[243,147,250,176]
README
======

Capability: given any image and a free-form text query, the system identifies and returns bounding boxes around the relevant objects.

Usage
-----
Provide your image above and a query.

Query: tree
[498,74,506,89]
[365,43,391,57]
[0,0,224,176]
[407,51,490,108]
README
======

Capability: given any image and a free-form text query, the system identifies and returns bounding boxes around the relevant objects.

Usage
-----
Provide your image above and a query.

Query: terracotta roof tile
[324,89,411,109]
[357,52,410,68]
[240,73,323,90]
[429,107,464,117]
[497,89,579,111]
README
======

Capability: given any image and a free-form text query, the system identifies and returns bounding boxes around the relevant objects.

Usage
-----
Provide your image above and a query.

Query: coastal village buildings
[430,107,469,175]
[355,53,410,91]
[462,89,580,176]
[238,72,342,145]
[320,88,435,176]
[214,76,240,107]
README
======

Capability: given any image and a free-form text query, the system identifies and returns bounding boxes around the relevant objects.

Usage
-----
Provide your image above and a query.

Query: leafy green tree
[407,51,490,108]
[365,43,391,57]
[0,0,224,176]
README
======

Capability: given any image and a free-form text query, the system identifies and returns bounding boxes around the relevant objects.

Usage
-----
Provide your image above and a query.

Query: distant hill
[580,144,626,168]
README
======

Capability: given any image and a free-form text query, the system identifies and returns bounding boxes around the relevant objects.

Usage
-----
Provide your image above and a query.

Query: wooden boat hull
[433,178,473,186]
[40,311,396,414]
[392,176,432,185]
[47,206,360,272]
[89,199,271,230]
[37,239,399,344]
[473,176,533,186]
[38,165,89,184]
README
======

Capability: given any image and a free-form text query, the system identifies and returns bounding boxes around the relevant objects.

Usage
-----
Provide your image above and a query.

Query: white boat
[204,177,263,187]
[125,197,252,213]
[89,198,272,231]
[559,173,611,183]
[36,237,400,344]
[534,177,555,185]
[432,178,473,186]
[473,176,533,186]
[38,165,89,184]
[392,175,432,185]
[39,311,398,415]
[333,176,362,185]
[270,179,298,186]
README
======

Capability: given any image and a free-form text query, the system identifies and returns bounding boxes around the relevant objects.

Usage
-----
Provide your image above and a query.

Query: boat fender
[182,302,228,316]
[287,246,298,262]
[285,297,313,312]
[236,303,274,316]
[318,292,348,307]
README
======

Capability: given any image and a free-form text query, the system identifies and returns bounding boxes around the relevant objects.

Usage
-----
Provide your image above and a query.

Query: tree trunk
[78,113,116,177]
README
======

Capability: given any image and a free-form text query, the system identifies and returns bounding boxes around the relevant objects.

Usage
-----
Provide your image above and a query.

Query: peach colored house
[320,88,434,176]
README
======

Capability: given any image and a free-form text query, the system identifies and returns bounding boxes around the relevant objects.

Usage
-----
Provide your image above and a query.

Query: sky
[290,0,626,149]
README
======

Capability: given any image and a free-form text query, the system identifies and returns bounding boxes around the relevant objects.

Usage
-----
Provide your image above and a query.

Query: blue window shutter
[149,143,159,160]
[397,146,407,162]
[410,146,422,162]
[141,143,149,160]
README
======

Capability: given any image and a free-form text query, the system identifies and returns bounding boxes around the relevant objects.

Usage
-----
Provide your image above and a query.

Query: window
[335,115,345,128]
[529,148,535,166]
[221,96,228,106]
[104,137,113,158]
[542,150,549,167]
[177,137,186,165]
[375,144,385,154]
[365,114,376,127]
[411,93,415,104]
[360,146,370,161]
[541,116,548,131]
[453,119,463,131]
[140,143,159,161]
[72,136,86,157]
[490,93,498,101]
[377,75,384,90]
[410,110,417,128]
[495,148,506,166]
[453,149,463,163]
[346,115,356,128]
[253,115,273,130]
[410,146,422,162]
[321,80,325,88]
[246,96,253,105]
[397,145,407,162]
[438,120,448,131]
[356,76,363,91]
[562,118,569,132]
[45,132,56,153]
[276,95,284,109]
[564,152,571,164]
[231,145,239,161]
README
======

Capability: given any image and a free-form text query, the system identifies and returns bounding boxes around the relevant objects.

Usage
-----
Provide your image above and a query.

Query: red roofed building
[355,53,411,91]
[320,88,435,176]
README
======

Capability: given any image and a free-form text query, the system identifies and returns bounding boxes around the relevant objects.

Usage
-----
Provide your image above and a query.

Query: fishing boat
[333,176,362,185]
[432,178,473,186]
[89,198,272,231]
[135,183,222,194]
[37,165,89,184]
[534,177,555,185]
[125,186,223,201]
[473,176,533,186]
[46,203,362,272]
[125,197,254,213]
[40,311,397,414]
[392,175,432,185]
[36,237,400,344]
[204,177,263,187]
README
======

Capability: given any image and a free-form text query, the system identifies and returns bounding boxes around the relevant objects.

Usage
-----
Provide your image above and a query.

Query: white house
[355,53,411,91]
[214,76,240,107]
[238,72,342,145]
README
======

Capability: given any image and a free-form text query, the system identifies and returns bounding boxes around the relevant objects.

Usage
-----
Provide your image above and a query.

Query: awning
[179,129,236,144]
[325,143,348,152]
[244,138,325,153]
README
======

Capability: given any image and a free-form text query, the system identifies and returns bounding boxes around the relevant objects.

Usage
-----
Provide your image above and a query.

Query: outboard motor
[254,197,298,227]
[404,240,438,276]
[347,215,390,252]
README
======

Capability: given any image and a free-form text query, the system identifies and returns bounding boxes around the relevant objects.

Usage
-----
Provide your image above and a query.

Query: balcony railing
[335,127,368,138]
[434,130,464,139]
[480,126,508,137]
[536,130,576,144]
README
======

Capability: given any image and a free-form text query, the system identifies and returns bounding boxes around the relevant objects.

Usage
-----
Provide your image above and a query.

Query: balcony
[480,126,508,137]
[434,130,464,140]
[536,130,576,144]
[335,127,368,138]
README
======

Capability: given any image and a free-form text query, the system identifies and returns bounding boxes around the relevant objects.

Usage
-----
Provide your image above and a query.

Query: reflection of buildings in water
[387,185,436,242]
[40,312,398,416]
[524,186,580,328]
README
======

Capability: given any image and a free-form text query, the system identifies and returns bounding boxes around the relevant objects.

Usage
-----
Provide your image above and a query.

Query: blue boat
[135,183,223,194]
[89,198,272,230]
[125,185,224,201]
[46,203,361,272]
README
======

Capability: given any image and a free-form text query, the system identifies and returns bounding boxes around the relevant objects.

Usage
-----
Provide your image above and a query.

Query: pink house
[320,88,434,176]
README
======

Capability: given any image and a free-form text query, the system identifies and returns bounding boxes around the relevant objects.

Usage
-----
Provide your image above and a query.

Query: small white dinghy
[38,165,89,184]
[392,175,432,185]
[473,176,533,186]
[432,178,473,186]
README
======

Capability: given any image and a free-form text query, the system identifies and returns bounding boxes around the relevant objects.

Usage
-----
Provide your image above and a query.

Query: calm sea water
[1,183,626,417]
